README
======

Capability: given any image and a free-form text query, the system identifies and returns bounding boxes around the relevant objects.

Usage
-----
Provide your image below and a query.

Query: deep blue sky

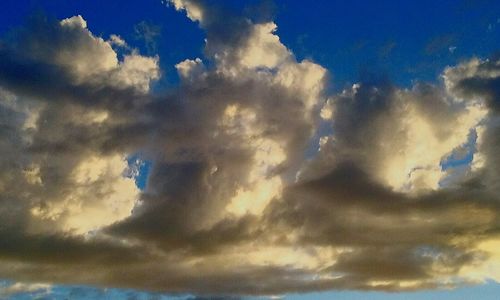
[276,0,500,88]
[1,1,499,299]
[2,0,498,89]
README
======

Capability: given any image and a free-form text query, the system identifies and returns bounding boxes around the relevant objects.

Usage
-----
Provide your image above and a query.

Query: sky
[0,0,500,299]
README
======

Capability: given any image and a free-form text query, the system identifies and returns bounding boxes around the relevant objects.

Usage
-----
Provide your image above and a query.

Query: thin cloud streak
[0,0,499,297]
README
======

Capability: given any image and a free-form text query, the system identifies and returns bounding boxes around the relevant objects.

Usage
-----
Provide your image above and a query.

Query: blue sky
[3,279,500,299]
[276,0,500,87]
[1,0,500,299]
[3,0,498,87]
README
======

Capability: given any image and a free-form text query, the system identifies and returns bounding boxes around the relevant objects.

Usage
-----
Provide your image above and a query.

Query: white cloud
[238,22,291,69]
[170,0,204,22]
[29,154,140,235]
[0,282,51,298]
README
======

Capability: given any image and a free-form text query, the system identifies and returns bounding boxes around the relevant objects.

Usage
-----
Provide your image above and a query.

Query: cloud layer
[0,0,500,297]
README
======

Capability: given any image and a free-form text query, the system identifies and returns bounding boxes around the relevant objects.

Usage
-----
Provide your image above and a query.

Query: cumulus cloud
[0,0,500,297]
[312,80,486,192]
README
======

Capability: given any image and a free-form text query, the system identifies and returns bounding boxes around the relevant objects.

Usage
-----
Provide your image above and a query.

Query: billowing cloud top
[0,0,500,297]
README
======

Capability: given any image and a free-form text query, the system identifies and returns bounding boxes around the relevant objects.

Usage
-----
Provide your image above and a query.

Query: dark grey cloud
[263,161,500,286]
[447,58,500,112]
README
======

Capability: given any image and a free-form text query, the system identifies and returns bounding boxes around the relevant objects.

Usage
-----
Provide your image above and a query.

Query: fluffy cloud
[0,0,499,297]
[0,13,159,237]
[313,81,486,192]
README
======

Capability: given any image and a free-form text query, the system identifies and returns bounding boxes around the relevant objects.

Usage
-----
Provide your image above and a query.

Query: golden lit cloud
[0,0,500,297]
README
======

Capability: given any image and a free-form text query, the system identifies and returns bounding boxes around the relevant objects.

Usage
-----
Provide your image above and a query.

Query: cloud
[0,281,51,298]
[314,79,486,192]
[134,20,162,54]
[0,0,500,297]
